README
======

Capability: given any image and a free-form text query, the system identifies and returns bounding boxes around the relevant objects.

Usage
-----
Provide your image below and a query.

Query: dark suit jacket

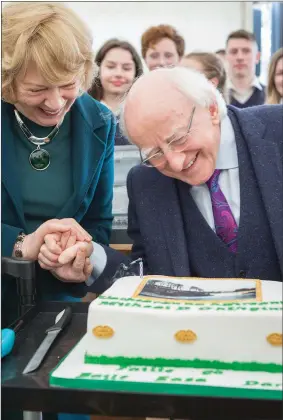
[100,105,283,288]
[2,93,116,319]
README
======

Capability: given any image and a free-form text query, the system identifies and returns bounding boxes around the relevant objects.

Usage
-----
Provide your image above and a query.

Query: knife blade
[23,306,72,374]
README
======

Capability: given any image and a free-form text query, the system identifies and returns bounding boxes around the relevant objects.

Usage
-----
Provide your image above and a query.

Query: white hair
[119,66,227,142]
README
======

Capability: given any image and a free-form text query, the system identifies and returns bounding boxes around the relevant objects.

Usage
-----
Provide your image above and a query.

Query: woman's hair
[2,2,96,103]
[141,24,185,59]
[266,47,283,105]
[183,52,227,97]
[89,39,143,101]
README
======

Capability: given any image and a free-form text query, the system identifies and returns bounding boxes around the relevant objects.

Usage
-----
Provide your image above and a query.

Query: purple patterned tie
[206,169,238,253]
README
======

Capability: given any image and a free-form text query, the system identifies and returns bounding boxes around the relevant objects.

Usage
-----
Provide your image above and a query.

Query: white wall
[68,1,253,57]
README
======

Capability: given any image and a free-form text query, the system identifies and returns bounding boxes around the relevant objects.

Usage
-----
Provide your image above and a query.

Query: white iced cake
[85,276,283,373]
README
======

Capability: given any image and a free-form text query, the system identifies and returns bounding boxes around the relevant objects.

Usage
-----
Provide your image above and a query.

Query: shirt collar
[227,76,262,92]
[215,114,238,170]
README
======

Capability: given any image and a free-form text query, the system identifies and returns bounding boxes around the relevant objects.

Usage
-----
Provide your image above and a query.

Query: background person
[266,47,283,104]
[89,38,143,145]
[225,29,265,108]
[180,52,227,100]
[141,24,185,71]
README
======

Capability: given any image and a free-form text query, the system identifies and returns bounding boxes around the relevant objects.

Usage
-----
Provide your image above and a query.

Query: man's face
[226,38,260,80]
[125,81,221,186]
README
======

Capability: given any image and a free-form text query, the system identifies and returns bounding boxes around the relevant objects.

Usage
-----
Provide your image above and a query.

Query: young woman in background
[89,39,143,145]
[266,47,283,104]
[181,51,227,100]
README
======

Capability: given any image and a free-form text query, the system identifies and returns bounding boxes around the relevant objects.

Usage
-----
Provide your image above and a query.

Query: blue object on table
[1,328,16,358]
[1,320,24,358]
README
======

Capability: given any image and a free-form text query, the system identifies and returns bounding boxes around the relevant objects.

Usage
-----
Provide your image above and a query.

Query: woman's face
[145,38,180,71]
[274,57,283,98]
[15,63,80,126]
[100,47,136,97]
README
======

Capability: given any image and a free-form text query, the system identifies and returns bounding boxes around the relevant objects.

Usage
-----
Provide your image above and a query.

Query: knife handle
[46,306,72,333]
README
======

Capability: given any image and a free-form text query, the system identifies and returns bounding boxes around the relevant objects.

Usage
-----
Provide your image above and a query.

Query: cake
[85,276,283,373]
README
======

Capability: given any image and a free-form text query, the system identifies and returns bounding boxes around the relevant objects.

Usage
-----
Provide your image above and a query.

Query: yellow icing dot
[92,325,114,339]
[175,330,197,343]
[266,333,282,346]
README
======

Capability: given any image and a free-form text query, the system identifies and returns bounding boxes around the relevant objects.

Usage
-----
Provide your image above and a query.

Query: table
[110,244,132,255]
[2,302,282,419]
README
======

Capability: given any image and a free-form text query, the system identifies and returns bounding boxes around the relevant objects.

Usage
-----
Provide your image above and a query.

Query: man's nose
[165,150,186,172]
[44,89,65,110]
[236,52,244,60]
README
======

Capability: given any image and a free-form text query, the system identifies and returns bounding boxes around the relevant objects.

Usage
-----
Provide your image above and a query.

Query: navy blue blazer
[2,94,116,310]
[100,105,283,289]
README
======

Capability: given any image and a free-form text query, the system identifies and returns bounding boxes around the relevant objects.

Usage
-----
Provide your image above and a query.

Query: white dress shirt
[227,76,263,104]
[87,114,241,285]
[190,114,240,231]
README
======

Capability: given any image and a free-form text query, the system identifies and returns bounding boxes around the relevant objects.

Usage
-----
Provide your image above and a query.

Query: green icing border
[49,375,282,400]
[97,296,282,311]
[84,355,283,373]
[50,339,282,400]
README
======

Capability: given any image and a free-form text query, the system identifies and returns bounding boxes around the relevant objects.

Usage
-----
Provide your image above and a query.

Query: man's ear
[255,50,261,65]
[209,102,220,126]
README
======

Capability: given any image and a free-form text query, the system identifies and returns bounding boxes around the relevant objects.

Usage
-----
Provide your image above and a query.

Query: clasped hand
[39,230,94,283]
[20,219,93,283]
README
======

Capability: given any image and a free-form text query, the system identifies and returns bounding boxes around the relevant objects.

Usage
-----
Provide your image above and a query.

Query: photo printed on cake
[134,278,260,302]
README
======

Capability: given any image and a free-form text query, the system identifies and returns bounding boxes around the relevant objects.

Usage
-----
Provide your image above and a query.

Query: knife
[23,306,72,374]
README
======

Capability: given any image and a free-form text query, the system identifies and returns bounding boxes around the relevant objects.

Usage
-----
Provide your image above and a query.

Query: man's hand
[38,233,94,283]
[19,219,92,261]
[52,243,94,283]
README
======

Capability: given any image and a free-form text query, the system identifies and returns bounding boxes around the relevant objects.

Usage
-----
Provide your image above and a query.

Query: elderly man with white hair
[41,67,283,287]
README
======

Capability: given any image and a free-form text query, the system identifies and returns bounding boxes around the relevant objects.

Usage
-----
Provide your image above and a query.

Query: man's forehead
[128,72,172,98]
[227,38,256,50]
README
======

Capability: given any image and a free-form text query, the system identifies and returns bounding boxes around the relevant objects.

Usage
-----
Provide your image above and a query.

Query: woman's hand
[18,219,92,261]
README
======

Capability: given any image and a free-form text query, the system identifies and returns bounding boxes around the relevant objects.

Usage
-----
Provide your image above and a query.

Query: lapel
[229,108,283,276]
[56,94,108,219]
[149,171,190,276]
[1,102,28,230]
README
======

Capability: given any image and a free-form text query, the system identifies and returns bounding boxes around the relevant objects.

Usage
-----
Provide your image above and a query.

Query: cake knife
[23,306,72,374]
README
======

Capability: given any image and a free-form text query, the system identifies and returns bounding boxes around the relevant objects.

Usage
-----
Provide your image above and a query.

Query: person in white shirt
[225,29,265,108]
[39,67,283,287]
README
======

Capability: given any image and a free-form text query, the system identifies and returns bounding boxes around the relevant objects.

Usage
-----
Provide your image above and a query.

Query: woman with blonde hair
[2,1,116,329]
[266,48,283,104]
[180,51,227,100]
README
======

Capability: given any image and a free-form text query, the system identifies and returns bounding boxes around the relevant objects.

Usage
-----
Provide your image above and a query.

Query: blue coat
[2,93,115,322]
[100,105,283,287]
